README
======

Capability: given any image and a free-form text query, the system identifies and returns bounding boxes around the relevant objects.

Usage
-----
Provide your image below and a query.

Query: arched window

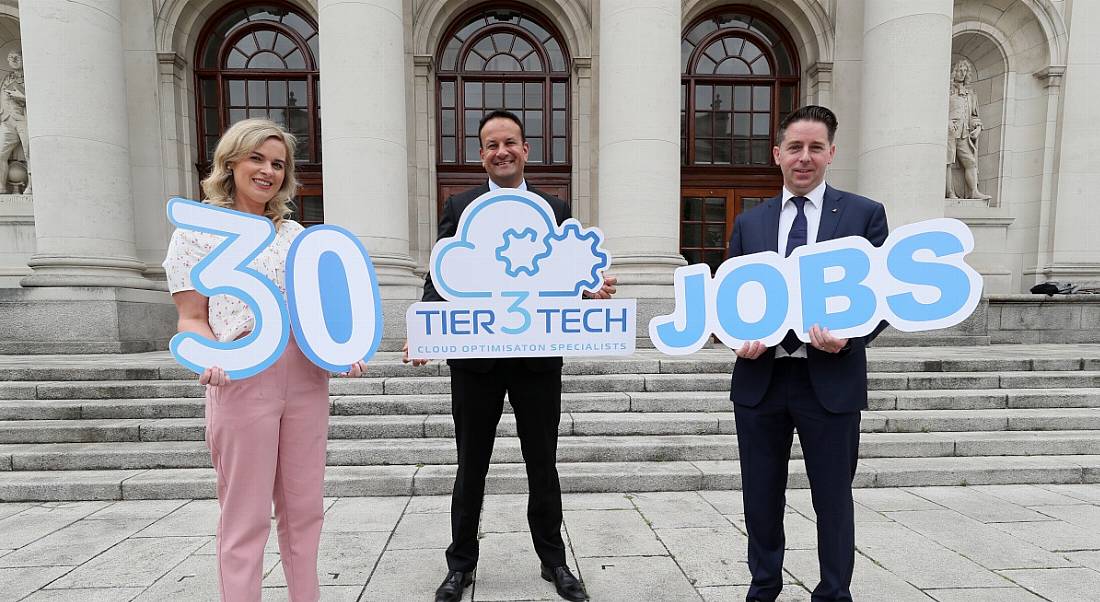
[195,2,324,225]
[435,5,571,206]
[680,7,800,271]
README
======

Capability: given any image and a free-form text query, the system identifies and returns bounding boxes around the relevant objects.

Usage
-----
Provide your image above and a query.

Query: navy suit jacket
[421,183,571,374]
[726,185,889,413]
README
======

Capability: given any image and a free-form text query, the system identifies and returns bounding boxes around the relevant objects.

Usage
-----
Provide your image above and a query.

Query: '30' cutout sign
[166,198,383,379]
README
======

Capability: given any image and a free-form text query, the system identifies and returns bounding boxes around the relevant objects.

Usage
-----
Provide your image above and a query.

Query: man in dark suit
[726,105,889,602]
[405,110,613,602]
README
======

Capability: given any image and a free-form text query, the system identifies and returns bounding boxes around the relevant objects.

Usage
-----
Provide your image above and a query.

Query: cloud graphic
[430,190,610,300]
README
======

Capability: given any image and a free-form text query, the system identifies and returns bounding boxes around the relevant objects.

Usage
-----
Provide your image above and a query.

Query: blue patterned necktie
[781,197,808,354]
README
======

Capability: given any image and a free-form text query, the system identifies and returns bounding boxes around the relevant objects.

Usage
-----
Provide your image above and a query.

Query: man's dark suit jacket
[726,185,889,413]
[421,183,571,374]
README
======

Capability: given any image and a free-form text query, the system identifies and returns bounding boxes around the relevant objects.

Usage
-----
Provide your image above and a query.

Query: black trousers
[445,359,567,572]
[734,358,861,602]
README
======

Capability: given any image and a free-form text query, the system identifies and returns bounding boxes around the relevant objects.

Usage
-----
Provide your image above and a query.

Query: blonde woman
[163,119,364,601]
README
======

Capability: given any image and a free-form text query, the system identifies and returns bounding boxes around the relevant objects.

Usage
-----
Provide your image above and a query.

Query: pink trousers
[205,338,330,601]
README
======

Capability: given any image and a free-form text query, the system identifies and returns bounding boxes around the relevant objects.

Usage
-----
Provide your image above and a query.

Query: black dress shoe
[434,570,472,602]
[540,564,588,601]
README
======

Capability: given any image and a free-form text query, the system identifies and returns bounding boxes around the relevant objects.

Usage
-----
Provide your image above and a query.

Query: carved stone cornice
[413,54,434,75]
[572,57,592,75]
[1034,65,1066,89]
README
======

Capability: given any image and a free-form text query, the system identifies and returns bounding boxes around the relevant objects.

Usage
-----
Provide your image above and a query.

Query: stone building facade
[0,0,1096,352]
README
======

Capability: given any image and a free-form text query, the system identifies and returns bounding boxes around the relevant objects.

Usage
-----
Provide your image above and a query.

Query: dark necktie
[781,197,808,354]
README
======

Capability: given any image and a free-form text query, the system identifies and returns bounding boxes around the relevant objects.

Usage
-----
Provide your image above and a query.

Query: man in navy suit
[726,105,888,601]
[406,110,613,602]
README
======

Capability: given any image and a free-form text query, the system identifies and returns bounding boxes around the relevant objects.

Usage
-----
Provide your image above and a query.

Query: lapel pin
[831,208,838,213]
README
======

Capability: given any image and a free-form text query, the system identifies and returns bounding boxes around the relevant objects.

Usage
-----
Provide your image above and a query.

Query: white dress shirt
[774,180,827,358]
[488,178,527,191]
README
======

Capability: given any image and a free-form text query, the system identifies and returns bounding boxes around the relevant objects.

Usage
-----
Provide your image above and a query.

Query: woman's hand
[199,366,231,386]
[338,360,369,378]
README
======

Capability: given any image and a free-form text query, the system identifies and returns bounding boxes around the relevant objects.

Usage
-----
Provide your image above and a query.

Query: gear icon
[495,228,551,277]
[544,223,609,292]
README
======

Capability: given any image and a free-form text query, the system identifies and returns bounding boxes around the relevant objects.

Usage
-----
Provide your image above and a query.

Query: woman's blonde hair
[202,118,298,227]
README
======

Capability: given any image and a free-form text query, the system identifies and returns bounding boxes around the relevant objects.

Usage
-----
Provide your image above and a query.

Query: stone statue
[946,59,989,200]
[0,51,29,194]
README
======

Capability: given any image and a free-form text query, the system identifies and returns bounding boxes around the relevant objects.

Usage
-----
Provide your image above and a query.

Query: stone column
[857,0,953,227]
[597,0,684,302]
[1045,0,1100,285]
[318,0,419,346]
[19,0,149,289]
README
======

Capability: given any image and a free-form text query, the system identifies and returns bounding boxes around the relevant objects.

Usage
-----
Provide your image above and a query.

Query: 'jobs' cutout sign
[649,218,984,355]
[166,198,383,379]
[406,189,636,358]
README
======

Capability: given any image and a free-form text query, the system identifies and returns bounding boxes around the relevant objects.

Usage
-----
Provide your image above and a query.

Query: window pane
[694,139,711,164]
[545,39,565,71]
[513,37,534,60]
[715,86,732,110]
[504,82,522,109]
[248,80,266,105]
[301,196,324,222]
[734,86,751,111]
[713,139,732,164]
[464,82,482,107]
[269,80,287,105]
[472,36,494,58]
[441,39,461,71]
[723,37,745,58]
[716,113,733,137]
[288,81,307,106]
[682,197,702,220]
[491,33,514,53]
[441,109,455,135]
[465,110,481,134]
[553,82,566,108]
[716,58,750,75]
[235,34,257,56]
[268,108,285,126]
[734,113,750,138]
[486,54,521,71]
[682,249,702,266]
[696,55,716,74]
[681,223,700,247]
[229,108,246,125]
[704,197,724,221]
[696,112,712,137]
[442,136,456,162]
[742,197,764,212]
[465,136,480,162]
[742,41,762,63]
[441,81,455,107]
[681,40,695,72]
[749,56,771,75]
[752,114,769,137]
[521,53,543,71]
[751,139,771,165]
[273,33,295,56]
[255,30,276,50]
[525,111,543,136]
[204,108,220,134]
[464,53,486,70]
[705,224,725,247]
[228,80,245,105]
[484,82,502,108]
[227,49,247,69]
[753,86,770,111]
[525,82,542,109]
[552,138,566,163]
[695,85,712,110]
[250,51,284,69]
[527,137,543,162]
[284,49,305,69]
[734,140,750,165]
[552,110,567,136]
[201,79,218,106]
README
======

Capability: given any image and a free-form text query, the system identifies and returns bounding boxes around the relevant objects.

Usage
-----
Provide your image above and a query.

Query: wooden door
[680,186,776,271]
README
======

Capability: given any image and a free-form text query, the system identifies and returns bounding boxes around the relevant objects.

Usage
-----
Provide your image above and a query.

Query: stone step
[2,388,1098,421]
[1,354,1096,381]
[3,408,1100,444]
[3,431,1099,472]
[1,454,1097,501]
[5,371,1100,400]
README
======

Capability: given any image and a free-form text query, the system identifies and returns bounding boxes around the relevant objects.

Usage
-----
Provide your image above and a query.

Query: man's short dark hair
[478,110,526,146]
[777,105,838,143]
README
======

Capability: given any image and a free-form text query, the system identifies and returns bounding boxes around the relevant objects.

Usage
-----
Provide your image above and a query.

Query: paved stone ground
[2,486,1100,601]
